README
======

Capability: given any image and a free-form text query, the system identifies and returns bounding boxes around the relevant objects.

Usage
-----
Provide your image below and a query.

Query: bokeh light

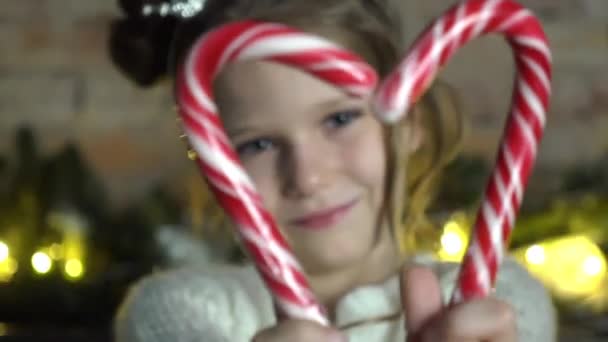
[64,259,84,280]
[31,251,52,275]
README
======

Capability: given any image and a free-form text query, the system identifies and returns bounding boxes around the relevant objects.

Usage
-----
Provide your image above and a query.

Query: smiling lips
[290,198,359,230]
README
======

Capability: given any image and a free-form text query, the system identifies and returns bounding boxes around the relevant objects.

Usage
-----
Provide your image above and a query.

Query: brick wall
[1,0,607,207]
[400,0,608,165]
[0,0,186,207]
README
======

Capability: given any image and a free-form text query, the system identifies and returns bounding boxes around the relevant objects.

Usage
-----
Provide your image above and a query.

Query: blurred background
[0,0,607,341]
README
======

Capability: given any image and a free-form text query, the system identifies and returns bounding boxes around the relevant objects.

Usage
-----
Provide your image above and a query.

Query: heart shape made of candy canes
[175,0,551,325]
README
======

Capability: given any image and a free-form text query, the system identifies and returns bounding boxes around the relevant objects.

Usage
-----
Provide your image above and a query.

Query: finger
[272,302,287,322]
[401,265,443,335]
[252,319,347,342]
[421,298,517,341]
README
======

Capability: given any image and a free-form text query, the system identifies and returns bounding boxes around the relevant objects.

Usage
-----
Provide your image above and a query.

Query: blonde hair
[181,0,464,254]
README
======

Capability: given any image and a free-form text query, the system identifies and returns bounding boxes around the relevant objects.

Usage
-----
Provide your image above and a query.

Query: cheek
[241,157,281,212]
[342,120,387,196]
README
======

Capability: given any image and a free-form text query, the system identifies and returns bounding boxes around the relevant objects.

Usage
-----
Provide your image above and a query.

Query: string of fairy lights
[435,206,608,310]
[0,211,86,283]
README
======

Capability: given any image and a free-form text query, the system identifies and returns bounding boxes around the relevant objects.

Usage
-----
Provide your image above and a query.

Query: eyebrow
[225,125,260,141]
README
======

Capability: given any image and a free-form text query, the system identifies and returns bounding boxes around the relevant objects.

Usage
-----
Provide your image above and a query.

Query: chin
[285,205,380,274]
[295,232,377,275]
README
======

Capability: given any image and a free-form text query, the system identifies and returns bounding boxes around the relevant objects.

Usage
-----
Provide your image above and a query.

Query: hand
[252,318,348,342]
[402,266,517,342]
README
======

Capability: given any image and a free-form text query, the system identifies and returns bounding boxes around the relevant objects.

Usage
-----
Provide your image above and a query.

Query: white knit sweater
[114,256,557,341]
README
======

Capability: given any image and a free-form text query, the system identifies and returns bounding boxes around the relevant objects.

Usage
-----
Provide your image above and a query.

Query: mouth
[289,198,359,231]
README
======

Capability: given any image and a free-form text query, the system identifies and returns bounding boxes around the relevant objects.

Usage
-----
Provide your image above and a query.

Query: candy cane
[371,0,551,304]
[176,0,551,323]
[176,21,377,325]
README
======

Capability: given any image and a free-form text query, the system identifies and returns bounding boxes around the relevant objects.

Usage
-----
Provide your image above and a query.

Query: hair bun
[109,13,178,87]
[117,0,149,18]
[109,0,240,86]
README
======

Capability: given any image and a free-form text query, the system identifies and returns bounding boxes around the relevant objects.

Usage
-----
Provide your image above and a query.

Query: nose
[281,140,337,199]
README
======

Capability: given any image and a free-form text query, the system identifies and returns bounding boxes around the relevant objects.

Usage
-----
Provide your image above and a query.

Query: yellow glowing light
[64,259,84,279]
[31,252,52,274]
[441,231,463,255]
[514,235,607,299]
[63,230,84,261]
[582,255,604,277]
[1,258,18,274]
[0,242,9,262]
[525,245,546,265]
[0,257,18,282]
[438,220,469,262]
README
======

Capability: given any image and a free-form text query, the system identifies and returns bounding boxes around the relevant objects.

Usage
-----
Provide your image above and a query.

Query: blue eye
[325,109,362,129]
[236,138,274,156]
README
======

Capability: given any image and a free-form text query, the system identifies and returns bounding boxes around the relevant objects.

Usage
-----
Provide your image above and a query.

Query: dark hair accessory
[141,0,206,18]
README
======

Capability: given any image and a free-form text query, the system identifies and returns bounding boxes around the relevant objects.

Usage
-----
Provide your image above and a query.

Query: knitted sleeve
[435,257,558,341]
[113,265,274,342]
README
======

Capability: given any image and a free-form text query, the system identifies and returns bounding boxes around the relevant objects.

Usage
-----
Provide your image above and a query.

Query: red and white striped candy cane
[176,0,551,323]
[372,0,551,304]
[176,21,377,325]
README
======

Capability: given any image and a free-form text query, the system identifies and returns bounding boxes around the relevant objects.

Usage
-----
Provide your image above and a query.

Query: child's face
[215,61,388,275]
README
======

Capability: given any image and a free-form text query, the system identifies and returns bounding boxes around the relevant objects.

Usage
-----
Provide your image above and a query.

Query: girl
[111,0,557,341]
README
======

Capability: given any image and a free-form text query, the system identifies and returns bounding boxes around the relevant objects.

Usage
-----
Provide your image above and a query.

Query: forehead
[213,61,351,119]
